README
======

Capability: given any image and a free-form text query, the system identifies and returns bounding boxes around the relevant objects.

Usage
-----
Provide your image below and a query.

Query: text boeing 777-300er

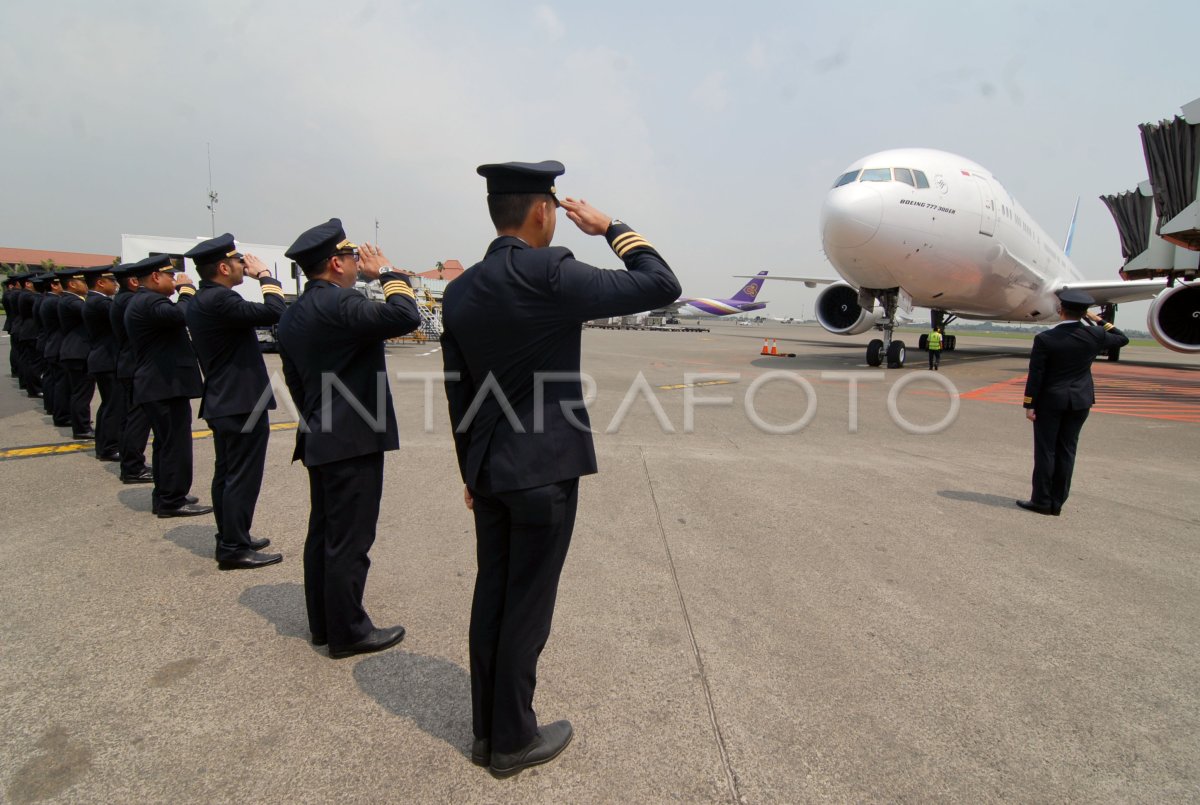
[749,148,1199,367]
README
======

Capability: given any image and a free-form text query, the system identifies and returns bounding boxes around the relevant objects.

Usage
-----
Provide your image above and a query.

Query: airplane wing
[733,275,839,288]
[1058,279,1170,305]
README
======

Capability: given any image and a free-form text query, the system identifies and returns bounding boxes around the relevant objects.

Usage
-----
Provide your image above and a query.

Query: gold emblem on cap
[335,238,358,251]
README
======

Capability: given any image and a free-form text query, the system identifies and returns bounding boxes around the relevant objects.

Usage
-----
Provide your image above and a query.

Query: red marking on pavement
[961,364,1200,423]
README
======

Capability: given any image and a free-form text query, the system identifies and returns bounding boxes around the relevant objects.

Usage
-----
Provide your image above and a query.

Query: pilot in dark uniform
[57,268,98,439]
[82,266,121,460]
[1018,289,1129,516]
[184,233,285,570]
[3,276,21,385]
[38,273,70,427]
[277,218,420,658]
[111,264,153,483]
[16,275,43,398]
[124,255,211,518]
[441,161,681,776]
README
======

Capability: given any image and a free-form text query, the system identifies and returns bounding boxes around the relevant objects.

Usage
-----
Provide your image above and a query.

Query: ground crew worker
[927,327,943,370]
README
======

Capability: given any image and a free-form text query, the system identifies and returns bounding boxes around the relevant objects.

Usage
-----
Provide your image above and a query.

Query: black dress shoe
[1015,500,1057,516]
[153,495,199,514]
[471,739,491,767]
[217,549,283,570]
[96,452,120,462]
[489,720,574,778]
[72,430,96,440]
[121,470,154,484]
[212,534,271,558]
[329,625,406,659]
[311,635,328,647]
[157,502,214,518]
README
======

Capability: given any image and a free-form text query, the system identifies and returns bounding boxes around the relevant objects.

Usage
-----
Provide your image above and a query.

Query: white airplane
[747,148,1199,367]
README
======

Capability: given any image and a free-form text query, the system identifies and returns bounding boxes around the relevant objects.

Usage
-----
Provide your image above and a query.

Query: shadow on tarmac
[239,582,311,642]
[938,489,1018,510]
[163,524,216,559]
[117,487,152,514]
[354,651,473,761]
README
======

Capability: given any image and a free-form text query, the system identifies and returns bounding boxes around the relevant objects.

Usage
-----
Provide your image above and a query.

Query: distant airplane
[659,271,769,320]
[744,148,1198,367]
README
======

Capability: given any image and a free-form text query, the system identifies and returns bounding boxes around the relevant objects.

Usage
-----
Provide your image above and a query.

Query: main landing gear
[863,288,908,368]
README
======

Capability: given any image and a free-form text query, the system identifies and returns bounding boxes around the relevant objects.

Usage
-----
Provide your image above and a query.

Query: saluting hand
[357,243,392,281]
[561,197,613,236]
[244,254,271,280]
[174,273,195,290]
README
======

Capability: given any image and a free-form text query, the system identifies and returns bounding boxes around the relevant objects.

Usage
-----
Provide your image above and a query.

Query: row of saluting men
[1,159,686,777]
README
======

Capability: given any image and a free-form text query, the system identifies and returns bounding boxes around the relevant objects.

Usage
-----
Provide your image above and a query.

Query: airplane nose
[820,184,882,249]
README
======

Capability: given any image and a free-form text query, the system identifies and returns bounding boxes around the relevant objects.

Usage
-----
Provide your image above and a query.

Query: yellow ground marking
[0,422,299,461]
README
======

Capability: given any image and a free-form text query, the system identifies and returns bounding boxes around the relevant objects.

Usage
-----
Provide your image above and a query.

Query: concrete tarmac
[1,324,1198,803]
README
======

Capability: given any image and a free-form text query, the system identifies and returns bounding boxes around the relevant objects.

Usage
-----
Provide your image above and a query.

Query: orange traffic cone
[770,339,779,356]
[760,338,770,355]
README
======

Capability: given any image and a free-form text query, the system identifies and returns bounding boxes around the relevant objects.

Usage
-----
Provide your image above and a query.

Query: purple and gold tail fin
[730,271,768,303]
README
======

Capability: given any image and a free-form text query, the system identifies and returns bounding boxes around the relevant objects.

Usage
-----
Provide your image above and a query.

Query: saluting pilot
[441,160,681,776]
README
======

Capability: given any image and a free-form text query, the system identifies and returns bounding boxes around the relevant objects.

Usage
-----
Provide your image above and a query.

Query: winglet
[1063,197,1080,257]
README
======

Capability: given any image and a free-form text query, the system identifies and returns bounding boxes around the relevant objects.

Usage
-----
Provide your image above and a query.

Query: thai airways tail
[730,271,768,303]
[1063,197,1080,257]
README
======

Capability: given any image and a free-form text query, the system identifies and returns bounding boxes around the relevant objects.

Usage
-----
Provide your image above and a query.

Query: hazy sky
[2,0,1196,324]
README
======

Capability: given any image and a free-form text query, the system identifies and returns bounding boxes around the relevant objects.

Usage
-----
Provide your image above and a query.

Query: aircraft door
[974,175,996,236]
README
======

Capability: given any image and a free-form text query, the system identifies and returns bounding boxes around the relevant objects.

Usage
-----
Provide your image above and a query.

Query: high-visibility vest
[928,331,942,350]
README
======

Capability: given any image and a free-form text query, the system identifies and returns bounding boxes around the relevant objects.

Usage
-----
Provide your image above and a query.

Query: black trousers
[469,476,579,754]
[61,358,95,436]
[17,341,41,395]
[928,349,941,370]
[9,334,21,383]
[1031,406,1090,511]
[209,412,270,559]
[44,357,69,421]
[92,371,120,456]
[143,397,194,510]
[118,378,150,476]
[304,452,385,649]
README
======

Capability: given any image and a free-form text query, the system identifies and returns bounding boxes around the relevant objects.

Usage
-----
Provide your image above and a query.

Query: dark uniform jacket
[2,288,14,334]
[278,272,420,467]
[18,292,38,342]
[1023,321,1129,410]
[441,222,681,493]
[57,292,91,361]
[110,289,139,380]
[185,278,288,419]
[124,287,202,405]
[39,294,64,358]
[83,291,118,375]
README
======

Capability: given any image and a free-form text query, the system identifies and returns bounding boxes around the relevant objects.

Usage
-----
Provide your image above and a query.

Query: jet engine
[1147,282,1200,353]
[815,282,886,335]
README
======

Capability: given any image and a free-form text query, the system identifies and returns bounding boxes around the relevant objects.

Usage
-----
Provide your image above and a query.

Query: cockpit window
[913,170,930,189]
[833,170,860,188]
[859,168,891,182]
[894,168,915,187]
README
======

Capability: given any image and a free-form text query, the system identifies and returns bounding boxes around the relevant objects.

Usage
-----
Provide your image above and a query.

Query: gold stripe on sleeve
[615,237,653,258]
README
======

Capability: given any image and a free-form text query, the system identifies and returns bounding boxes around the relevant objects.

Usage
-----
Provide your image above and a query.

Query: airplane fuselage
[822,148,1085,321]
[678,299,767,317]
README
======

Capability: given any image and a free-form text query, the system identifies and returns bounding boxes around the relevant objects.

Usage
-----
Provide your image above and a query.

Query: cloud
[534,5,565,40]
